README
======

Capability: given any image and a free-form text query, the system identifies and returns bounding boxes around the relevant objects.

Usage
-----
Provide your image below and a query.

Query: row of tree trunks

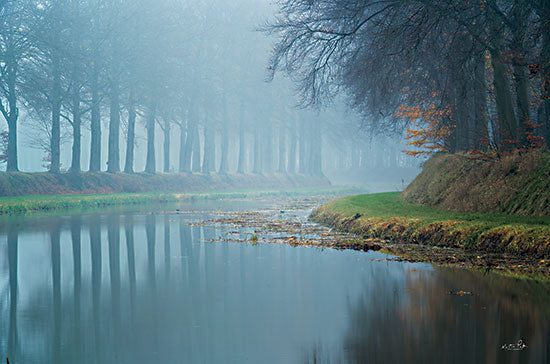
[28,86,325,175]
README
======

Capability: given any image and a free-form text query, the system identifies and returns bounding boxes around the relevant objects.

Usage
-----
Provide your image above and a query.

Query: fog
[0,0,420,186]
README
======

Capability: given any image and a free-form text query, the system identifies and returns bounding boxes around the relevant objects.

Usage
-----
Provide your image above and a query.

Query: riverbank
[0,186,362,216]
[0,171,330,197]
[403,150,550,216]
[310,193,550,276]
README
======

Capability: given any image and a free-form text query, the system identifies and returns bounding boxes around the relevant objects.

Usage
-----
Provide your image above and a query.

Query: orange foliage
[395,104,453,157]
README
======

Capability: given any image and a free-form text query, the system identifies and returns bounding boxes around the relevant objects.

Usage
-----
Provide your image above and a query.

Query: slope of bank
[310,193,550,259]
[0,171,330,197]
[402,151,550,216]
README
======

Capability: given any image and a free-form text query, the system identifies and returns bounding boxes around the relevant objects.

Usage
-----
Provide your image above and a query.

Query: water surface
[1,198,549,363]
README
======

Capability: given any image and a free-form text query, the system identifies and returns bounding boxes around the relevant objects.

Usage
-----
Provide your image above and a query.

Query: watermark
[501,340,527,351]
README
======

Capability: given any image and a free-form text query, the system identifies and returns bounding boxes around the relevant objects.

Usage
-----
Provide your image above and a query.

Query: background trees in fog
[0,0,419,177]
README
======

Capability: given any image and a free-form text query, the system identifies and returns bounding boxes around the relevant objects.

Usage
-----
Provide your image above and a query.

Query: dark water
[1,199,549,364]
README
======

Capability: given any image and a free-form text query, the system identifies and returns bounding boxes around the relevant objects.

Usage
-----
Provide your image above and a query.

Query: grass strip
[310,192,550,258]
[0,186,364,216]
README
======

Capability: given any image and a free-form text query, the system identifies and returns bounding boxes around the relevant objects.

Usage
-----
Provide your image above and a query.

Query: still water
[1,199,549,364]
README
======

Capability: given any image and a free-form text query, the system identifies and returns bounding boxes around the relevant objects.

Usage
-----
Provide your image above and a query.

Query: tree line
[0,0,330,175]
[266,0,550,155]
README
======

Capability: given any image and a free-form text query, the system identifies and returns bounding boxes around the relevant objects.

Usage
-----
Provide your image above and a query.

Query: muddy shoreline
[192,195,550,281]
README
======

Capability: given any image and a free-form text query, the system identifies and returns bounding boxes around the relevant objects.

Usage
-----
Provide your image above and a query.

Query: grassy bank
[0,171,330,197]
[403,151,550,216]
[310,192,550,258]
[0,186,362,216]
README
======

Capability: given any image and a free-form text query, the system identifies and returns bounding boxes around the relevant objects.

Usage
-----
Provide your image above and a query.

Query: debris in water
[448,290,473,296]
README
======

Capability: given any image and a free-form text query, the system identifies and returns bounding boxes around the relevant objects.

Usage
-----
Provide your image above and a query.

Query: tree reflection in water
[1,210,549,364]
[342,267,550,364]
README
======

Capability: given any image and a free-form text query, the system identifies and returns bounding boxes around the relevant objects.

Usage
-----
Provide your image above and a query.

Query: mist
[1,0,419,187]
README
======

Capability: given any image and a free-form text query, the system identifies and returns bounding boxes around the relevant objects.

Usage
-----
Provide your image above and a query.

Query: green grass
[311,192,550,257]
[328,192,550,226]
[0,185,364,216]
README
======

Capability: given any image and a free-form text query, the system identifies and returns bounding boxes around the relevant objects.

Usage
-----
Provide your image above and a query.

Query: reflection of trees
[108,215,121,361]
[343,267,550,364]
[50,223,61,364]
[164,215,171,280]
[70,216,82,360]
[125,214,137,322]
[89,215,102,362]
[144,213,158,362]
[6,210,549,364]
[146,214,156,292]
[8,228,18,361]
[179,221,196,361]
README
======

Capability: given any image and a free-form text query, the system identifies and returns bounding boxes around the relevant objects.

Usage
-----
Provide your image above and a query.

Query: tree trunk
[70,67,82,173]
[472,52,490,150]
[191,123,201,172]
[360,143,369,168]
[124,91,136,173]
[107,74,121,173]
[278,121,286,173]
[511,5,531,147]
[252,124,262,174]
[237,109,246,173]
[145,101,156,173]
[178,119,187,173]
[287,120,297,173]
[351,142,360,168]
[310,119,322,175]
[489,13,518,150]
[201,119,211,173]
[263,122,273,173]
[181,114,196,173]
[375,142,384,168]
[219,118,229,174]
[298,121,307,173]
[202,113,215,173]
[5,58,18,172]
[50,52,61,173]
[542,12,550,149]
[89,62,101,172]
[454,77,470,152]
[163,118,171,173]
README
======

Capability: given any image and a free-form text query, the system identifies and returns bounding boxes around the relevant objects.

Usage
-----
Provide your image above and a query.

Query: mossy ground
[310,192,550,258]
